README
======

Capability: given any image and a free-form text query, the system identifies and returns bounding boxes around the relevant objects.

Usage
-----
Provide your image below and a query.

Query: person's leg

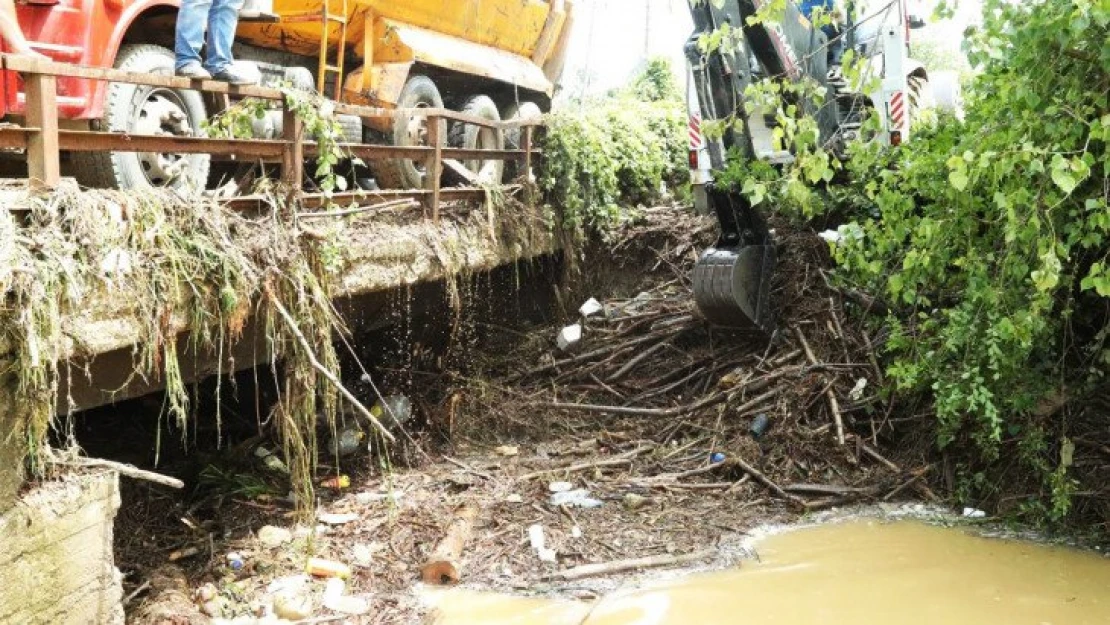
[0,0,46,58]
[204,0,254,83]
[176,0,212,76]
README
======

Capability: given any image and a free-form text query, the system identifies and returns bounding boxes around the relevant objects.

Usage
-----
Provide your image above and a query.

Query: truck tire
[502,101,542,180]
[372,75,443,189]
[448,95,504,185]
[71,44,210,190]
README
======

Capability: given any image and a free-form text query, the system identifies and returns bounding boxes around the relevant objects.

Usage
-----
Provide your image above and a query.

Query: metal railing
[0,55,540,220]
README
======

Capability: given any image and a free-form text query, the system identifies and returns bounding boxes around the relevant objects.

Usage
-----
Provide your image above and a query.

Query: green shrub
[540,97,686,239]
[719,0,1108,522]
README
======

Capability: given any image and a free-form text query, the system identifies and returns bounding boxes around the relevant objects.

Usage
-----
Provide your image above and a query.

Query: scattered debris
[550,489,603,509]
[257,525,293,548]
[226,552,245,571]
[557,323,583,351]
[319,475,350,489]
[317,511,359,525]
[494,445,520,457]
[307,558,352,579]
[528,524,557,563]
[421,504,479,585]
[579,297,604,317]
[548,481,574,493]
[272,591,314,621]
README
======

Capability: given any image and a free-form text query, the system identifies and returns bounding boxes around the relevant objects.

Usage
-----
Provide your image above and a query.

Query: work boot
[176,62,211,80]
[211,66,257,86]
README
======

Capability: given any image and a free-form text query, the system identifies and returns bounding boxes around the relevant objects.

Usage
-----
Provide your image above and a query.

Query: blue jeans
[174,0,244,73]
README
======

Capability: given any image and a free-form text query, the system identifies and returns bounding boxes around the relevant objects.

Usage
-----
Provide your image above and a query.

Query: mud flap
[692,244,776,332]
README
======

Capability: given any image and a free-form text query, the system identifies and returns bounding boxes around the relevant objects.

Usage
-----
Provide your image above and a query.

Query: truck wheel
[448,95,504,185]
[502,101,542,180]
[71,44,210,190]
[372,75,443,189]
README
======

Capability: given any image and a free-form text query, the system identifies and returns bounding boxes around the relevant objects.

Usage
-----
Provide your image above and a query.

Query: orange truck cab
[3,0,180,120]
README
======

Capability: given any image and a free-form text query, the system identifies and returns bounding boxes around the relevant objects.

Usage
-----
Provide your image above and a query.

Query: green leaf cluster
[540,95,686,240]
[723,0,1108,522]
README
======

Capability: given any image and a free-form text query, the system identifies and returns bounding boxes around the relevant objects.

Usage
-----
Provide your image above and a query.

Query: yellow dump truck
[237,0,575,187]
[7,0,574,190]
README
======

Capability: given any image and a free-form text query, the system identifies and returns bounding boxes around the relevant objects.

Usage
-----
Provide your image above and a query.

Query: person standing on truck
[175,0,256,84]
[0,0,47,59]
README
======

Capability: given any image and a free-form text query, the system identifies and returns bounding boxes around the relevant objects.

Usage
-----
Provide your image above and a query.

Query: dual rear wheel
[368,74,542,189]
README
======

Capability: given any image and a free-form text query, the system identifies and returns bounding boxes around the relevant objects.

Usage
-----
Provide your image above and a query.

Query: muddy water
[429,520,1110,625]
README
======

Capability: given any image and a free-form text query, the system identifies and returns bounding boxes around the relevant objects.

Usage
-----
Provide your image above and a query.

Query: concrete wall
[0,470,124,625]
[0,381,24,510]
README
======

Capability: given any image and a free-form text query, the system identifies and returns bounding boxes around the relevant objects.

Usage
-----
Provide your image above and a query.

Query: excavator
[684,0,942,333]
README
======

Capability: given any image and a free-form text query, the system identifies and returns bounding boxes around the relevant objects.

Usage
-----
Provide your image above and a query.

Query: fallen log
[421,504,478,585]
[548,548,717,581]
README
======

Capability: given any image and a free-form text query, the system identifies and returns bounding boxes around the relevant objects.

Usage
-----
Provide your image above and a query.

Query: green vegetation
[0,182,344,512]
[540,59,688,239]
[714,0,1108,523]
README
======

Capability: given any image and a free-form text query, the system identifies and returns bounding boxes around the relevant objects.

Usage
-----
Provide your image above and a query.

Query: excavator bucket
[691,187,777,334]
[692,244,776,332]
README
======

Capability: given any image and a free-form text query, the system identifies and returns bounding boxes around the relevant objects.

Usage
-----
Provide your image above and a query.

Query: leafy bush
[541,93,686,239]
[722,0,1108,521]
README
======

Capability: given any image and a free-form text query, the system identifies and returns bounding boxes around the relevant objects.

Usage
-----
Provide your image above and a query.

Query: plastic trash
[317,511,359,525]
[710,452,726,464]
[557,324,583,351]
[749,413,771,439]
[254,445,289,474]
[528,524,557,563]
[307,557,352,579]
[549,488,603,509]
[578,298,603,317]
[372,394,413,428]
[226,552,244,571]
[272,592,314,621]
[320,474,350,489]
[257,525,292,548]
[330,425,364,457]
[849,377,868,401]
[962,507,986,518]
[548,481,574,493]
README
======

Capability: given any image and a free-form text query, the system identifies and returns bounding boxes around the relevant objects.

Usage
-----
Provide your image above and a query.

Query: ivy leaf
[949,168,969,191]
[1050,161,1077,194]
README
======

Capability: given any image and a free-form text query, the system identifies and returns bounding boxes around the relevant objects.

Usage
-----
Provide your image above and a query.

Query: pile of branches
[466,208,935,510]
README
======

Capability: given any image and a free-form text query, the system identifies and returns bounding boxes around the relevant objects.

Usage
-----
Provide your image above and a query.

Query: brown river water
[427,519,1110,625]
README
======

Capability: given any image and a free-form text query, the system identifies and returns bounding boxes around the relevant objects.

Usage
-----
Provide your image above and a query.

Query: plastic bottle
[749,413,771,439]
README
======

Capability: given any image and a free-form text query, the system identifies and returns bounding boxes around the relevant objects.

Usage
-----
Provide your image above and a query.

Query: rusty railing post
[24,70,60,191]
[424,114,444,221]
[281,101,304,191]
[523,125,534,182]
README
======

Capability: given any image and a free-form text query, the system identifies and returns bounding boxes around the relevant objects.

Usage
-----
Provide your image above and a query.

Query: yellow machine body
[236,0,573,117]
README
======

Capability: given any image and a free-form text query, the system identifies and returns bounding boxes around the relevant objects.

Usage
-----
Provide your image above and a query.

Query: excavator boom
[685,0,836,334]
